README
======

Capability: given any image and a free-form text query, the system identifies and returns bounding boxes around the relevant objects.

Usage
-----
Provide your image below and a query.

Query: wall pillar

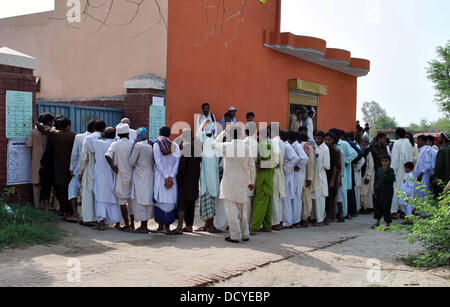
[123,74,166,133]
[0,48,38,202]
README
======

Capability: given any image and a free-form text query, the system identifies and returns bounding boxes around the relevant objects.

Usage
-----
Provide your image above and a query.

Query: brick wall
[124,88,166,130]
[0,64,36,202]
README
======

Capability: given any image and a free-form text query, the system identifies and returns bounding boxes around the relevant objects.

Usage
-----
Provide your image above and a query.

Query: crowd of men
[25,104,450,243]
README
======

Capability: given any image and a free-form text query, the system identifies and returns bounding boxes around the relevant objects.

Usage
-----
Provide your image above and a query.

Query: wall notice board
[149,97,166,141]
[6,90,33,139]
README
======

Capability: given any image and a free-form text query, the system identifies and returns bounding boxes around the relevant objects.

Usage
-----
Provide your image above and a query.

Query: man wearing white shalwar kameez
[270,132,286,230]
[129,128,155,233]
[214,156,229,231]
[282,132,300,228]
[153,126,181,232]
[415,135,437,200]
[243,127,258,227]
[105,123,135,232]
[390,129,413,215]
[291,136,309,226]
[86,127,121,230]
[212,126,256,243]
[68,121,94,221]
[78,123,103,224]
[311,132,330,225]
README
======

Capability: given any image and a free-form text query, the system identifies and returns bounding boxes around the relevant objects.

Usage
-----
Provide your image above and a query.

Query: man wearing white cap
[220,107,237,126]
[105,123,135,232]
[117,118,137,142]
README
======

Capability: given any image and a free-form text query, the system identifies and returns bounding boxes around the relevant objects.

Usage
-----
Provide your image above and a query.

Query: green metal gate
[36,101,124,134]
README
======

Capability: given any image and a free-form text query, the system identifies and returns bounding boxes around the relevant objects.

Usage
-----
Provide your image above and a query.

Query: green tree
[427,41,450,115]
[433,116,450,132]
[408,118,434,131]
[373,114,398,130]
[408,116,449,132]
[361,101,386,128]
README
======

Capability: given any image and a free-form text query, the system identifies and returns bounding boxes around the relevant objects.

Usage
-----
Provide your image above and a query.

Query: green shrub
[390,181,450,268]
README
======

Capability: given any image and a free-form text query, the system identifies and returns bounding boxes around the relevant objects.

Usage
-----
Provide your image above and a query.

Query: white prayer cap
[228,107,237,111]
[120,118,131,125]
[116,123,130,134]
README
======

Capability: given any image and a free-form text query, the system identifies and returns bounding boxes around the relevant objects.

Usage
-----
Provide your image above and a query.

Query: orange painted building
[166,0,370,132]
[0,0,370,134]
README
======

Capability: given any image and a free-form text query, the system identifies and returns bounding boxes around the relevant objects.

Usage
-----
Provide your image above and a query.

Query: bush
[389,181,450,268]
[0,200,64,251]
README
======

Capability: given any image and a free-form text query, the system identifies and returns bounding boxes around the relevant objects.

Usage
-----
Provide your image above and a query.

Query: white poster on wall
[152,96,165,107]
[7,138,32,186]
[6,90,33,139]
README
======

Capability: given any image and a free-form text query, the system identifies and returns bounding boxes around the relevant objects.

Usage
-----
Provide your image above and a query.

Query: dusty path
[0,213,448,287]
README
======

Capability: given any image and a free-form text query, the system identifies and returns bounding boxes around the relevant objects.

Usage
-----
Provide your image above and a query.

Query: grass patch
[0,202,64,251]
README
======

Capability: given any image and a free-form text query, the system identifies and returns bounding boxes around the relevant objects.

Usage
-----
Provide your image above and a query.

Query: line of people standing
[26,107,449,243]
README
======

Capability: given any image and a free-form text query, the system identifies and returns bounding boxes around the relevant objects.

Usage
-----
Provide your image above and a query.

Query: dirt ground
[0,211,448,287]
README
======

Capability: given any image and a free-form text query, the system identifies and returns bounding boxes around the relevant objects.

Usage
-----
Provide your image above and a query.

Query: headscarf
[136,127,148,142]
[157,136,173,155]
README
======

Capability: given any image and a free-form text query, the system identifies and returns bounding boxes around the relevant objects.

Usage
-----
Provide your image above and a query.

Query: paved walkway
[0,214,448,287]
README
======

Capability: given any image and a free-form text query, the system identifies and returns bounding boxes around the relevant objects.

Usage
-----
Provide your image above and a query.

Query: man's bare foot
[262,227,272,233]
[272,225,283,231]
[174,227,183,234]
[183,226,193,233]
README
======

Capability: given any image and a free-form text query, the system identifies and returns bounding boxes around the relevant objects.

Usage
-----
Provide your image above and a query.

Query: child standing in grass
[372,156,396,228]
[399,162,416,225]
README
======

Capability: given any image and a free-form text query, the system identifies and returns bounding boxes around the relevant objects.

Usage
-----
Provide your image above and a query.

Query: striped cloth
[200,192,216,222]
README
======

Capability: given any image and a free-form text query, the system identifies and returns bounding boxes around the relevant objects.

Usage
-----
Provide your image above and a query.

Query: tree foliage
[373,114,398,131]
[408,116,450,133]
[433,116,450,133]
[361,101,386,128]
[427,41,450,115]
